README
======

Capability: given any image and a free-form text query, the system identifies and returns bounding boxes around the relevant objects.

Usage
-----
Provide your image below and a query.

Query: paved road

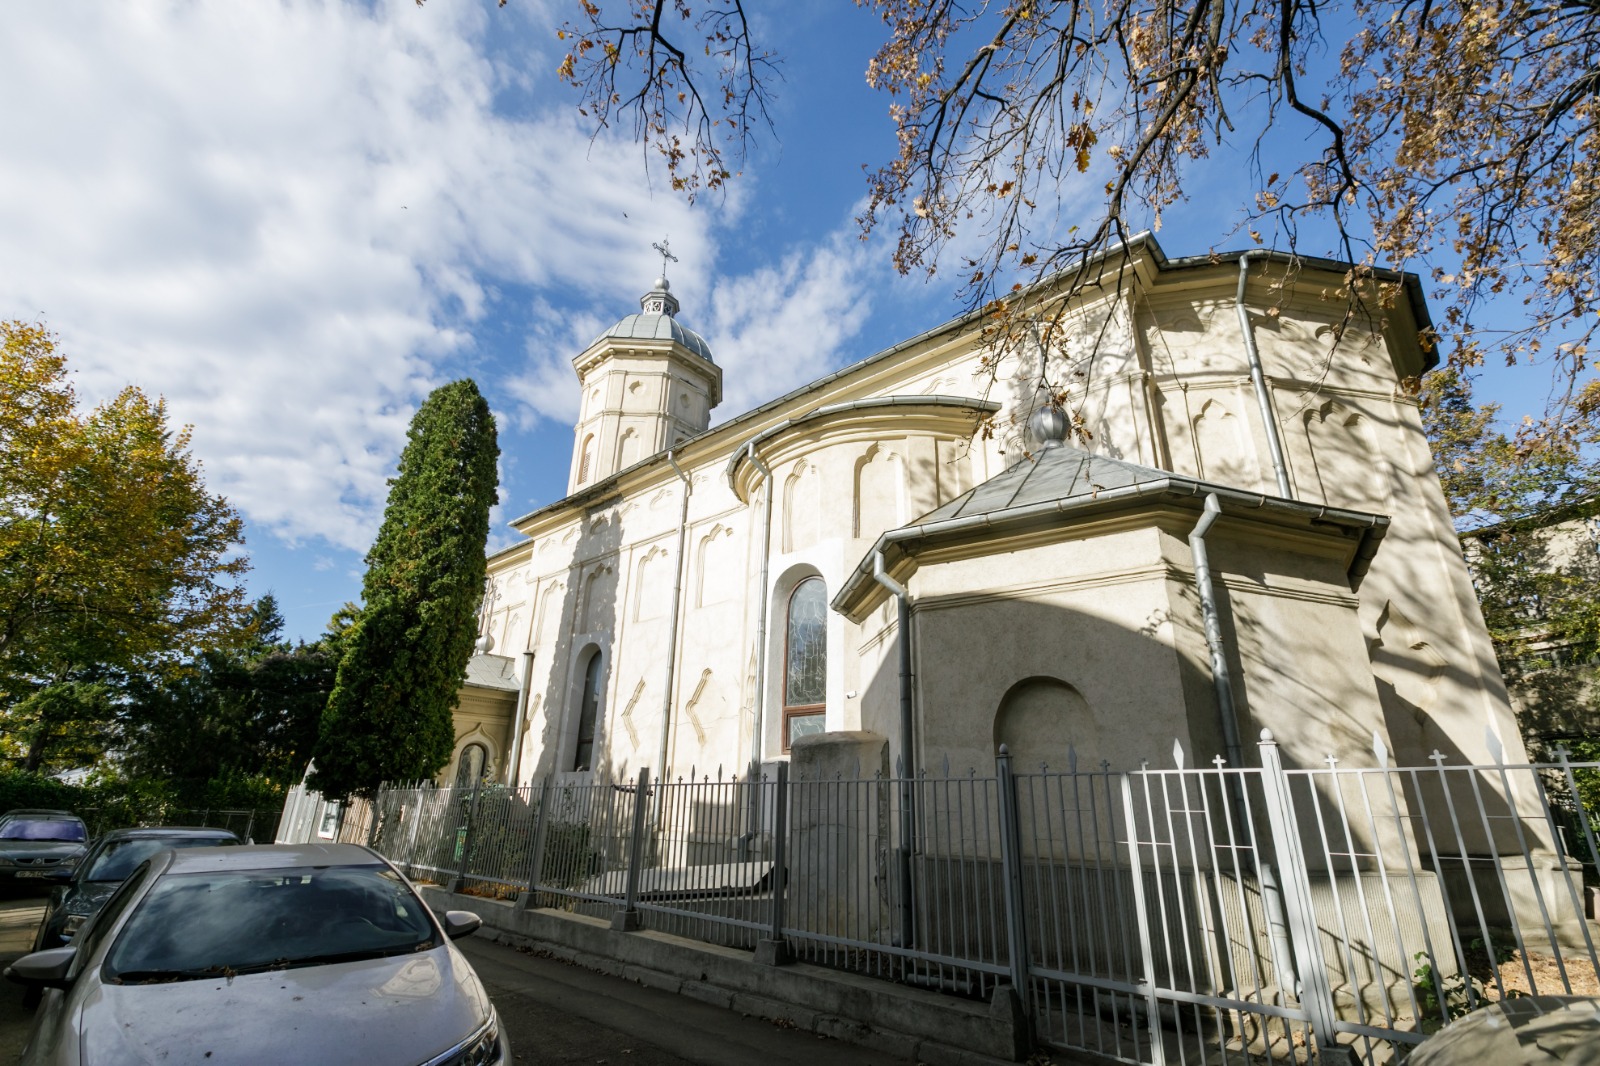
[0,894,46,1063]
[456,936,920,1066]
[0,898,920,1065]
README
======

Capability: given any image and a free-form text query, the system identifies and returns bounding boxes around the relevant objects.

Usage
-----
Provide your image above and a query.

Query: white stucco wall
[473,246,1522,788]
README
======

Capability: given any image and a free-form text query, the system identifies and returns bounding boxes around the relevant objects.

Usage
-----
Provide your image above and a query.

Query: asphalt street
[0,895,921,1065]
[0,894,43,1063]
[456,935,921,1066]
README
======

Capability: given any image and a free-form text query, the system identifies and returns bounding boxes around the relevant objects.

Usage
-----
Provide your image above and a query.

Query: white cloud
[0,0,707,552]
[1,0,894,570]
[706,232,879,417]
[502,224,882,430]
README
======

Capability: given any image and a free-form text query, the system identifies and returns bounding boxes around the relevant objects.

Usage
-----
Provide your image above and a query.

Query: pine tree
[308,380,499,800]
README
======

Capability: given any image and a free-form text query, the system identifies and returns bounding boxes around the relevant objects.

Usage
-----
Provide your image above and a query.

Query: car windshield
[83,838,235,882]
[0,819,85,842]
[104,863,438,983]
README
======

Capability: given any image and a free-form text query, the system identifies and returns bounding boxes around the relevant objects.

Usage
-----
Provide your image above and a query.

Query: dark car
[0,812,89,890]
[32,827,243,952]
[0,809,75,830]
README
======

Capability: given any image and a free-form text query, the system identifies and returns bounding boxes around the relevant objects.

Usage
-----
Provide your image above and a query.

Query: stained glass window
[454,743,487,788]
[784,577,826,749]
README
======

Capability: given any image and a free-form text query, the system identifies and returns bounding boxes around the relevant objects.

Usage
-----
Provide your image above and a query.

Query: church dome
[592,277,715,363]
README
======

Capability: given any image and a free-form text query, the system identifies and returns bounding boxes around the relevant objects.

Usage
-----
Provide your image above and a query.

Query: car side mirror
[442,911,481,940]
[4,947,77,989]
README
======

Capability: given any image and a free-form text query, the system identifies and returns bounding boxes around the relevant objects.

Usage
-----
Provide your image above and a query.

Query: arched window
[573,649,603,772]
[577,435,595,485]
[454,742,488,789]
[783,577,828,751]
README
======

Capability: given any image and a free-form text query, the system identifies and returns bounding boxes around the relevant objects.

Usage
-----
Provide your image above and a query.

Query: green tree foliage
[118,596,338,792]
[0,321,249,773]
[548,1,1599,446]
[1423,368,1600,756]
[309,380,499,800]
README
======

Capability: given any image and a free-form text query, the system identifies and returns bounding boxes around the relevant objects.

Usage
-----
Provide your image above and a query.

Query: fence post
[243,809,256,845]
[757,764,790,965]
[449,782,482,894]
[517,779,553,913]
[366,787,383,848]
[612,767,650,932]
[995,745,1033,1019]
[1117,769,1167,1063]
[1256,729,1358,1065]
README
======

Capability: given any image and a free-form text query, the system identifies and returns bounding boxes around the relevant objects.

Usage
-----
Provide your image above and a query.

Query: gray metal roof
[462,653,520,692]
[833,442,1392,618]
[593,312,714,363]
[920,443,1190,523]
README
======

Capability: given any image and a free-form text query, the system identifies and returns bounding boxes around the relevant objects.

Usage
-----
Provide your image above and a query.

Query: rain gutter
[837,477,1388,615]
[1188,492,1300,998]
[656,451,692,783]
[745,441,775,764]
[1237,251,1294,498]
[872,550,919,950]
[724,396,999,497]
[506,650,535,786]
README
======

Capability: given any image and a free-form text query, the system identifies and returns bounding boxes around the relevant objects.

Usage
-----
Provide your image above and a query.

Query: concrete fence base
[419,887,1036,1065]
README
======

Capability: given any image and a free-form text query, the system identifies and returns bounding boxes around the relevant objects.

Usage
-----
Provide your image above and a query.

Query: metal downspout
[1189,496,1244,771]
[506,650,535,786]
[1189,492,1299,996]
[870,551,918,782]
[872,550,918,949]
[746,441,775,767]
[1237,251,1294,498]
[656,452,692,783]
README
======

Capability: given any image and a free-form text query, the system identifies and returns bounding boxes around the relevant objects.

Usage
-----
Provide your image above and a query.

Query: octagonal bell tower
[569,273,722,493]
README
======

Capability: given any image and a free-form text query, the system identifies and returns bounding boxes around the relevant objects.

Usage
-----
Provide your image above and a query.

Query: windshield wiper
[114,944,432,983]
[112,967,235,984]
[256,945,430,970]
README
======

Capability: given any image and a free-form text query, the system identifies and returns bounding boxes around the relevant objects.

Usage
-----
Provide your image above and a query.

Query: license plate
[14,871,49,879]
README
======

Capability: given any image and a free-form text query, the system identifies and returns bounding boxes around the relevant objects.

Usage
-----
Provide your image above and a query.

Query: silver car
[5,842,506,1066]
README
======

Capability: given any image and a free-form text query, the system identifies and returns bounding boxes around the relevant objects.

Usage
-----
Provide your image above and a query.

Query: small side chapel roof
[921,442,1184,524]
[834,442,1392,620]
[462,653,520,692]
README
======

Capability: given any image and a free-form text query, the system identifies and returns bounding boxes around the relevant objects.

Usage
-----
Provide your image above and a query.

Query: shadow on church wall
[526,497,623,784]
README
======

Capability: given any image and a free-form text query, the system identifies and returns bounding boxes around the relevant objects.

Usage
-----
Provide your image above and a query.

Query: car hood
[77,943,491,1066]
[0,841,85,861]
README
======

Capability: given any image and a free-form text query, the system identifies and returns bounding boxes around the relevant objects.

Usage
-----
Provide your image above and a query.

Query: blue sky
[0,1,1559,643]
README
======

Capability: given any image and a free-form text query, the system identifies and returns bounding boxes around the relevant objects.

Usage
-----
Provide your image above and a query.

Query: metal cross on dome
[652,237,678,278]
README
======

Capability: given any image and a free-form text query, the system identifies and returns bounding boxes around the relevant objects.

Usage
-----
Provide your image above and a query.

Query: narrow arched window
[573,650,603,772]
[578,435,595,485]
[454,742,487,789]
[783,577,827,751]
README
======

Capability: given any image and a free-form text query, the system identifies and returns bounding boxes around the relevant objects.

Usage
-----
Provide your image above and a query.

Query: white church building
[447,235,1527,795]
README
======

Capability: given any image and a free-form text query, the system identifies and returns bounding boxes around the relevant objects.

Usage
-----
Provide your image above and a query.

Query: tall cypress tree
[308,380,499,799]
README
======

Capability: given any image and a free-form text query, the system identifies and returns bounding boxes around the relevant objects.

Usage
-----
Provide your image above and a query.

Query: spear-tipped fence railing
[278,734,1600,1066]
